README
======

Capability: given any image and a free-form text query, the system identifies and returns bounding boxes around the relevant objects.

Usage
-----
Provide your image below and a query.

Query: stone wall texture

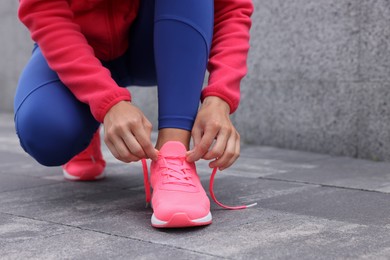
[2,0,390,161]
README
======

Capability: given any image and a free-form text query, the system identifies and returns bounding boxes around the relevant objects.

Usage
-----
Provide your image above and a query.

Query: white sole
[151,211,212,228]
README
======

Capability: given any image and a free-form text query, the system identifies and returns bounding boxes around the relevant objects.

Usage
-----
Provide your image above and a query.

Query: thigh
[125,0,157,86]
[14,45,99,166]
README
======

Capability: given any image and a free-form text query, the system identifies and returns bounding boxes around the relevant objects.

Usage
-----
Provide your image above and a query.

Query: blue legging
[14,0,213,166]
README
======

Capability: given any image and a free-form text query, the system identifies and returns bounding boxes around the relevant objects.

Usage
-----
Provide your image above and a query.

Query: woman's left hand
[186,96,240,170]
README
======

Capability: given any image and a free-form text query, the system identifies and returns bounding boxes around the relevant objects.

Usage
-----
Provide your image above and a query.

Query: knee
[14,102,91,166]
[15,110,79,166]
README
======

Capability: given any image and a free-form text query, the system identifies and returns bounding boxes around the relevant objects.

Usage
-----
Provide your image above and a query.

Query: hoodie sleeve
[201,0,254,114]
[18,0,131,123]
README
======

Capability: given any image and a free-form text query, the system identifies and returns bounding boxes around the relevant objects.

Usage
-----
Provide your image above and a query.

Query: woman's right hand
[103,101,158,163]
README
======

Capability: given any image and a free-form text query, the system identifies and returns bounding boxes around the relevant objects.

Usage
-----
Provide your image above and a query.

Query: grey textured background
[2,1,390,161]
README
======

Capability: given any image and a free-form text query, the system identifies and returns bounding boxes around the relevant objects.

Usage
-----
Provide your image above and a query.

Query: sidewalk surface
[1,112,390,259]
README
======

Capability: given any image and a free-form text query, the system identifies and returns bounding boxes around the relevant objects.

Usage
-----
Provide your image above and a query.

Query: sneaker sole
[62,169,105,181]
[151,212,212,228]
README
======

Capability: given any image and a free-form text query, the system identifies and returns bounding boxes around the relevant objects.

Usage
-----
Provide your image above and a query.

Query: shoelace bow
[141,158,257,210]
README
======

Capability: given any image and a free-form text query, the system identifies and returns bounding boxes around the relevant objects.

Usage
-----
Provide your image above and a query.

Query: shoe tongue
[159,141,187,157]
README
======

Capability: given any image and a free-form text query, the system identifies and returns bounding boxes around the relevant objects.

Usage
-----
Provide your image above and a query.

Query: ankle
[156,128,191,150]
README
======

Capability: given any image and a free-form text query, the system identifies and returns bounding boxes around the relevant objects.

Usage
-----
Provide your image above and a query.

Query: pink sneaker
[149,141,212,228]
[140,141,257,228]
[62,130,106,181]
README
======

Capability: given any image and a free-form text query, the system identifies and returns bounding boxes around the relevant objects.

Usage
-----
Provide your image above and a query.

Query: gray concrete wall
[3,1,390,162]
[232,0,390,161]
[0,1,32,114]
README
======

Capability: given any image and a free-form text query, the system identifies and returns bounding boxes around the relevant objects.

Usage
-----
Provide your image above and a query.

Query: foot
[62,130,106,181]
[150,141,211,228]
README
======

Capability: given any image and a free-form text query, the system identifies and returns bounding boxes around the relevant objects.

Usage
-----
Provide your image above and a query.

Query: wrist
[202,96,231,114]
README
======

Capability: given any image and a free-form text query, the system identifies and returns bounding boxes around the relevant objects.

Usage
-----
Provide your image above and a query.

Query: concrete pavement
[1,113,390,259]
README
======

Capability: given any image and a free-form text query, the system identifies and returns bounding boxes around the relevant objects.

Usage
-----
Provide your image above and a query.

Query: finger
[186,124,203,161]
[202,127,230,160]
[221,135,241,170]
[192,124,203,148]
[187,127,218,162]
[209,139,234,169]
[209,132,239,170]
[116,135,142,162]
[105,138,120,160]
[130,132,155,160]
[122,131,147,159]
[132,119,158,160]
[106,136,140,163]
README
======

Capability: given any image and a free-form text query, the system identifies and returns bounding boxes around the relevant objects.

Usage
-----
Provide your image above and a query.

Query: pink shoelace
[141,158,257,210]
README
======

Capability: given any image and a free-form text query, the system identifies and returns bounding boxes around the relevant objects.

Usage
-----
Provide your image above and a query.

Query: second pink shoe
[62,130,106,181]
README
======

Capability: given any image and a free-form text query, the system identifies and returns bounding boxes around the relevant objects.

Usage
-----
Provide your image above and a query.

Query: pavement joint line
[0,177,146,195]
[1,229,71,247]
[257,176,390,194]
[255,79,390,84]
[0,211,228,259]
[239,153,333,164]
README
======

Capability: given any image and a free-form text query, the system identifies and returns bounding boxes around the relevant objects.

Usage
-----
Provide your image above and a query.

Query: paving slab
[1,228,220,260]
[1,112,390,259]
[226,145,390,193]
[0,212,73,246]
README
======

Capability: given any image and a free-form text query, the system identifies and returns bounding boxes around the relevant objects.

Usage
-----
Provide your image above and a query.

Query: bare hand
[103,101,158,163]
[186,96,240,170]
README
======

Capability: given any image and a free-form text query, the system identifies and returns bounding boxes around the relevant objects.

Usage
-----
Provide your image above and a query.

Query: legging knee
[14,86,99,166]
[15,108,88,166]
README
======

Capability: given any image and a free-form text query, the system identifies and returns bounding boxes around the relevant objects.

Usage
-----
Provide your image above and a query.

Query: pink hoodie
[19,0,253,122]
